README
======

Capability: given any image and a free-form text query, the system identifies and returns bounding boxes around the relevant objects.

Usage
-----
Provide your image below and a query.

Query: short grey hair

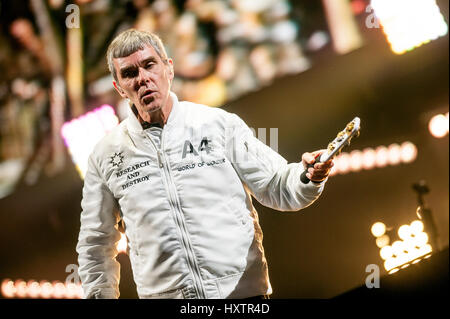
[106,29,169,82]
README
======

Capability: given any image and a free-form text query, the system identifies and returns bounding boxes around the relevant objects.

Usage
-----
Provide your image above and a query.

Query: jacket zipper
[144,130,206,299]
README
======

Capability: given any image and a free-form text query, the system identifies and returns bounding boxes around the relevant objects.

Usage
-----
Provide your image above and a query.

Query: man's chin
[134,98,163,116]
[144,103,162,113]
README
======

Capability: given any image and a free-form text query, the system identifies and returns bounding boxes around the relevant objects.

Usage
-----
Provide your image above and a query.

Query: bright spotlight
[387,144,401,165]
[375,218,434,274]
[392,240,405,256]
[52,281,66,299]
[384,259,396,271]
[362,148,376,170]
[371,222,386,237]
[61,104,119,179]
[413,232,429,247]
[336,152,351,174]
[371,0,448,54]
[40,281,53,299]
[429,113,449,138]
[398,224,412,240]
[14,280,27,298]
[376,234,390,248]
[349,150,363,172]
[400,142,417,163]
[27,280,40,298]
[1,279,83,299]
[410,220,424,234]
[419,244,433,256]
[380,245,393,260]
[375,146,389,167]
[1,279,15,298]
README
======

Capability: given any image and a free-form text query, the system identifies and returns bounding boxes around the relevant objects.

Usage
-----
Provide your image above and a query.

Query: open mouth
[141,89,156,103]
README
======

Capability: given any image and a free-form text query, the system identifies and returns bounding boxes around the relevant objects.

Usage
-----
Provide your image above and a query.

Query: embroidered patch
[110,152,124,168]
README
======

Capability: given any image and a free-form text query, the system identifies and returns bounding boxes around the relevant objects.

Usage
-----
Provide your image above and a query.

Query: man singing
[76,29,333,299]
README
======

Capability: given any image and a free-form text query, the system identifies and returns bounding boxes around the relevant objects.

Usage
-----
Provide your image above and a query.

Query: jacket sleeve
[225,113,327,212]
[76,153,122,299]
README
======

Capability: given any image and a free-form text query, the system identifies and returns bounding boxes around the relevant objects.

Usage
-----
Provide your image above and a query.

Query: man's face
[113,44,174,117]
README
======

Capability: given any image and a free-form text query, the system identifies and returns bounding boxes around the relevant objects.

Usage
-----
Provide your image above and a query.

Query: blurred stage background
[0,0,448,299]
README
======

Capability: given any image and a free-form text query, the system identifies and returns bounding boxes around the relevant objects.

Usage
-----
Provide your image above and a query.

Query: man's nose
[136,67,150,86]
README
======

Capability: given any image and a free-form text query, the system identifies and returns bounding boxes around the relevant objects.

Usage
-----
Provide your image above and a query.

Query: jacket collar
[126,92,180,133]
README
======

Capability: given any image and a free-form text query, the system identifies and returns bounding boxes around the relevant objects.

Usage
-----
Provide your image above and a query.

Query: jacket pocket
[226,196,252,231]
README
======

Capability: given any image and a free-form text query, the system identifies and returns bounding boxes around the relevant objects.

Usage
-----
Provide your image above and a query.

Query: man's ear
[167,58,174,81]
[113,80,128,98]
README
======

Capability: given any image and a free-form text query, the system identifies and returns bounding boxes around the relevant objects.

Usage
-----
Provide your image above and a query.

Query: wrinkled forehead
[113,44,161,69]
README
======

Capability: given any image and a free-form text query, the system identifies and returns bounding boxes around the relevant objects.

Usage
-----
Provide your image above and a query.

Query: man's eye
[145,63,155,69]
[123,70,137,78]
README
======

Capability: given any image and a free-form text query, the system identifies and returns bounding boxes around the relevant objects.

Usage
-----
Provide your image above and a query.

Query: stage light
[14,280,27,298]
[376,234,390,248]
[362,148,376,170]
[0,279,83,299]
[371,0,448,54]
[40,281,53,299]
[403,240,417,254]
[1,279,84,298]
[400,142,417,163]
[61,105,119,179]
[383,258,393,270]
[373,218,434,274]
[387,143,401,165]
[392,240,405,256]
[375,146,389,167]
[27,280,40,298]
[413,232,429,247]
[428,113,449,138]
[398,224,412,240]
[371,222,386,237]
[52,281,66,299]
[65,282,82,299]
[410,220,424,234]
[380,245,393,260]
[349,150,363,172]
[335,152,351,174]
[396,252,409,267]
[330,141,418,176]
[1,279,15,298]
[419,244,433,256]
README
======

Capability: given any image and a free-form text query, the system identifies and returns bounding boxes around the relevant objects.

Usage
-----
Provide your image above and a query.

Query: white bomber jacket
[76,92,327,299]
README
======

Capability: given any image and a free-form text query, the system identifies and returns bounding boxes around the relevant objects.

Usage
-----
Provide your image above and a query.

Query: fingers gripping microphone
[300,156,320,184]
[300,117,361,184]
